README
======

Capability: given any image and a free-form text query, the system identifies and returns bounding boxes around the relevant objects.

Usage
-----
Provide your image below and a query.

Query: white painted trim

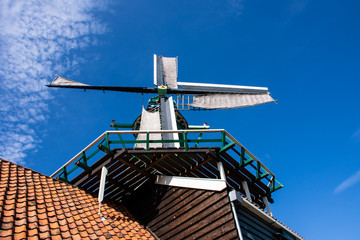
[229,190,303,240]
[241,181,252,201]
[155,175,226,191]
[153,54,157,86]
[188,125,210,129]
[160,97,180,148]
[98,166,108,216]
[262,196,273,217]
[230,200,244,240]
[217,161,226,180]
[177,81,268,93]
[98,166,108,203]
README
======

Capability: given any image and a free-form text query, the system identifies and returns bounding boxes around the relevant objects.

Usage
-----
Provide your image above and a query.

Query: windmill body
[47,55,305,240]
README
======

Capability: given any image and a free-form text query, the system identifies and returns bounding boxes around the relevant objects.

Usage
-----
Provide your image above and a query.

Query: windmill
[48,54,275,148]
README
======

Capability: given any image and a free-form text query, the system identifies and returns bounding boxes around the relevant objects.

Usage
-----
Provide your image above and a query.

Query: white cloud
[334,170,360,194]
[0,0,108,164]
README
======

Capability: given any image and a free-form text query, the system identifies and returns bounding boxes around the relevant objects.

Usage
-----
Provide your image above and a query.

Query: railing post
[194,132,203,147]
[59,167,68,182]
[105,132,110,148]
[118,133,126,148]
[146,131,150,151]
[271,177,276,192]
[256,161,261,180]
[82,151,87,165]
[221,131,226,148]
[183,131,188,151]
[240,147,245,166]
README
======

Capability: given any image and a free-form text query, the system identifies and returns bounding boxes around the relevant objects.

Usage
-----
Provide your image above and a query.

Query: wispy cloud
[289,0,307,15]
[227,0,244,16]
[352,128,360,140]
[334,170,360,194]
[0,0,108,164]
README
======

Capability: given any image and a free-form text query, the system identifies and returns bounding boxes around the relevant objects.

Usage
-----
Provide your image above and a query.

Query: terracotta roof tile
[28,228,39,237]
[70,227,79,235]
[60,230,71,238]
[1,221,14,230]
[48,216,57,223]
[14,218,27,226]
[39,231,50,239]
[0,158,156,240]
[28,234,39,240]
[0,229,12,238]
[50,228,61,236]
[14,231,26,239]
[51,235,62,240]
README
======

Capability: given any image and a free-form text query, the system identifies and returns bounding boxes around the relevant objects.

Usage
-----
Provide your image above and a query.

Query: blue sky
[1,0,360,239]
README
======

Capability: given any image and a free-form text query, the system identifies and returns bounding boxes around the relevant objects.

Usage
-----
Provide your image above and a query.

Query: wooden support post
[217,161,226,180]
[262,196,273,216]
[241,181,252,201]
[98,144,114,156]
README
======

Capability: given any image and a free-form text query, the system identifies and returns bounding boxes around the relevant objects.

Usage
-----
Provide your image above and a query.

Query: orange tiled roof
[0,158,156,240]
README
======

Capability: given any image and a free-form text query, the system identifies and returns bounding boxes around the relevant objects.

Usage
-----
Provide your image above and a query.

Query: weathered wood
[153,190,226,235]
[149,189,210,230]
[100,171,144,197]
[142,188,194,223]
[212,228,239,240]
[84,162,128,191]
[126,148,212,154]
[118,154,149,175]
[71,148,126,186]
[161,196,232,239]
[142,154,170,172]
[123,182,240,240]
[236,204,277,240]
[195,218,237,240]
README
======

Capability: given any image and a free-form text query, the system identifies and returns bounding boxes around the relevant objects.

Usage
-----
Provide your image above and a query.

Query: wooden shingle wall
[124,182,239,240]
[236,204,283,240]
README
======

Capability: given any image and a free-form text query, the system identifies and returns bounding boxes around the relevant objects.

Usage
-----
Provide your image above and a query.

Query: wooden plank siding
[235,204,283,240]
[124,182,239,240]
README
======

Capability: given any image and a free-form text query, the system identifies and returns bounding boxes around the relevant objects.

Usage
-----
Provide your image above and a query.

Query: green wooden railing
[50,129,283,193]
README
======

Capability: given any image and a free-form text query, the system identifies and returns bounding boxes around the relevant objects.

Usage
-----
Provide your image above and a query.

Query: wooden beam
[155,175,226,191]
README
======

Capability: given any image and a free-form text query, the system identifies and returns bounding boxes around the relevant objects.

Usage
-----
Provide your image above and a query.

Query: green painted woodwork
[54,128,283,194]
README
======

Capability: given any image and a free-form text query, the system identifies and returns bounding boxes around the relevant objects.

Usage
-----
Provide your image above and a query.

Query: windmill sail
[48,75,158,93]
[189,93,275,109]
[154,55,178,88]
[136,108,162,149]
[50,75,89,86]
[177,82,269,94]
[48,55,276,111]
[153,54,275,110]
